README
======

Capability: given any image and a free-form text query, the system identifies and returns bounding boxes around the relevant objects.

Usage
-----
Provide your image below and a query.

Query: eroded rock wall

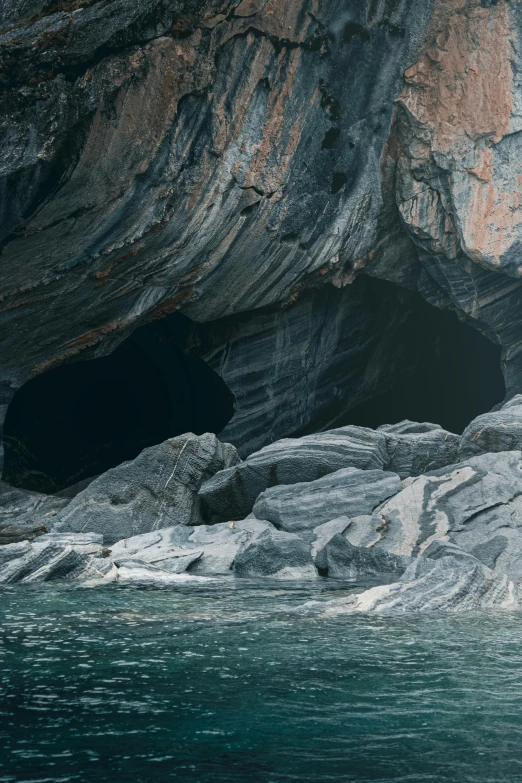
[1,0,522,458]
[0,1,431,387]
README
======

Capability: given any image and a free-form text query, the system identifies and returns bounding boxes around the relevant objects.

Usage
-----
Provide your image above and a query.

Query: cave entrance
[340,285,506,435]
[2,317,235,494]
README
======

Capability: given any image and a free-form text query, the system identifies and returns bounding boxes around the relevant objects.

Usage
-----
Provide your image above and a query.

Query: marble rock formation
[0,0,435,452]
[3,1,522,609]
[0,532,110,583]
[108,517,273,576]
[312,517,408,581]
[233,528,318,580]
[0,481,70,544]
[252,466,402,532]
[3,0,515,466]
[50,432,239,544]
[200,426,388,523]
[378,420,460,479]
[328,451,522,580]
[459,396,522,460]
[309,552,522,615]
[201,419,461,524]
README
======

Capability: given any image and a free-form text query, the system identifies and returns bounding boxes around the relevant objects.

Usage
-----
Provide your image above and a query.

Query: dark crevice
[321,127,340,150]
[240,201,260,217]
[342,23,371,45]
[331,172,348,194]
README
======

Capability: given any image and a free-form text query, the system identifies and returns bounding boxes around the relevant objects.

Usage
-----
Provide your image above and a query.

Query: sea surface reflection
[1,580,522,782]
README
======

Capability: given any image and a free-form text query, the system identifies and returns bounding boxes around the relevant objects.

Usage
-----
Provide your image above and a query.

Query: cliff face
[0,0,520,462]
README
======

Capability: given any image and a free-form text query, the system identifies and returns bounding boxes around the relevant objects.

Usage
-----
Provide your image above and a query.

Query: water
[1,580,522,783]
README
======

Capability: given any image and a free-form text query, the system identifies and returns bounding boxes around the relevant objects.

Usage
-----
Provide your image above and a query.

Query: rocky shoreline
[2,396,522,614]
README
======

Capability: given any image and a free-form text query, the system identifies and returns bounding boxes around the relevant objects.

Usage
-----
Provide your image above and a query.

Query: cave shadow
[340,287,505,434]
[2,318,235,494]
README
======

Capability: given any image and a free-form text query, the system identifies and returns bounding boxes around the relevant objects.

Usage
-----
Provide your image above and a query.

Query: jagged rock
[311,516,408,581]
[233,528,317,580]
[252,467,402,533]
[0,532,107,583]
[313,554,522,614]
[350,451,522,580]
[108,517,273,576]
[0,481,70,544]
[51,433,239,544]
[378,420,460,479]
[313,531,408,581]
[199,427,387,523]
[459,399,522,459]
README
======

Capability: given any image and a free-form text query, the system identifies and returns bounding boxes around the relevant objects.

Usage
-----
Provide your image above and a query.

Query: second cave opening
[339,288,506,435]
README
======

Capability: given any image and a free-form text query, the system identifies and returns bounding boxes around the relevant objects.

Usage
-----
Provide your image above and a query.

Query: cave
[1,282,506,495]
[2,318,235,494]
[340,290,506,435]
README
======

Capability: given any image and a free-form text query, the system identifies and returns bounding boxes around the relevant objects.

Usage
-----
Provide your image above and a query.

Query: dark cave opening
[2,318,235,494]
[341,286,506,435]
[1,280,507,494]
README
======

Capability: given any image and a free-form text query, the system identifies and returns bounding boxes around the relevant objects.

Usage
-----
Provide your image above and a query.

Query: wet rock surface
[310,554,522,615]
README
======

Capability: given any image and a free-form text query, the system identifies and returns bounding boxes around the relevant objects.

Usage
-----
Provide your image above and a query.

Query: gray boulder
[0,481,70,544]
[252,467,402,533]
[378,420,460,479]
[314,553,522,614]
[234,528,317,580]
[459,398,522,459]
[314,534,408,582]
[353,451,522,579]
[51,433,239,544]
[199,427,387,523]
[108,518,273,577]
[0,532,108,583]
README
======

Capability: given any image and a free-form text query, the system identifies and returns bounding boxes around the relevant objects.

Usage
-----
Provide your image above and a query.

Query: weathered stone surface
[51,433,239,544]
[234,527,317,580]
[459,398,522,459]
[314,531,408,581]
[201,279,451,457]
[0,481,69,544]
[378,420,460,479]
[0,0,432,401]
[351,451,522,580]
[252,467,402,533]
[394,0,522,396]
[313,553,522,614]
[108,517,272,576]
[200,426,387,522]
[0,532,106,583]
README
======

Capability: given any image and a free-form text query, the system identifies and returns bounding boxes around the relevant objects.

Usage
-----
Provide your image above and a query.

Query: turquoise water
[2,581,522,783]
